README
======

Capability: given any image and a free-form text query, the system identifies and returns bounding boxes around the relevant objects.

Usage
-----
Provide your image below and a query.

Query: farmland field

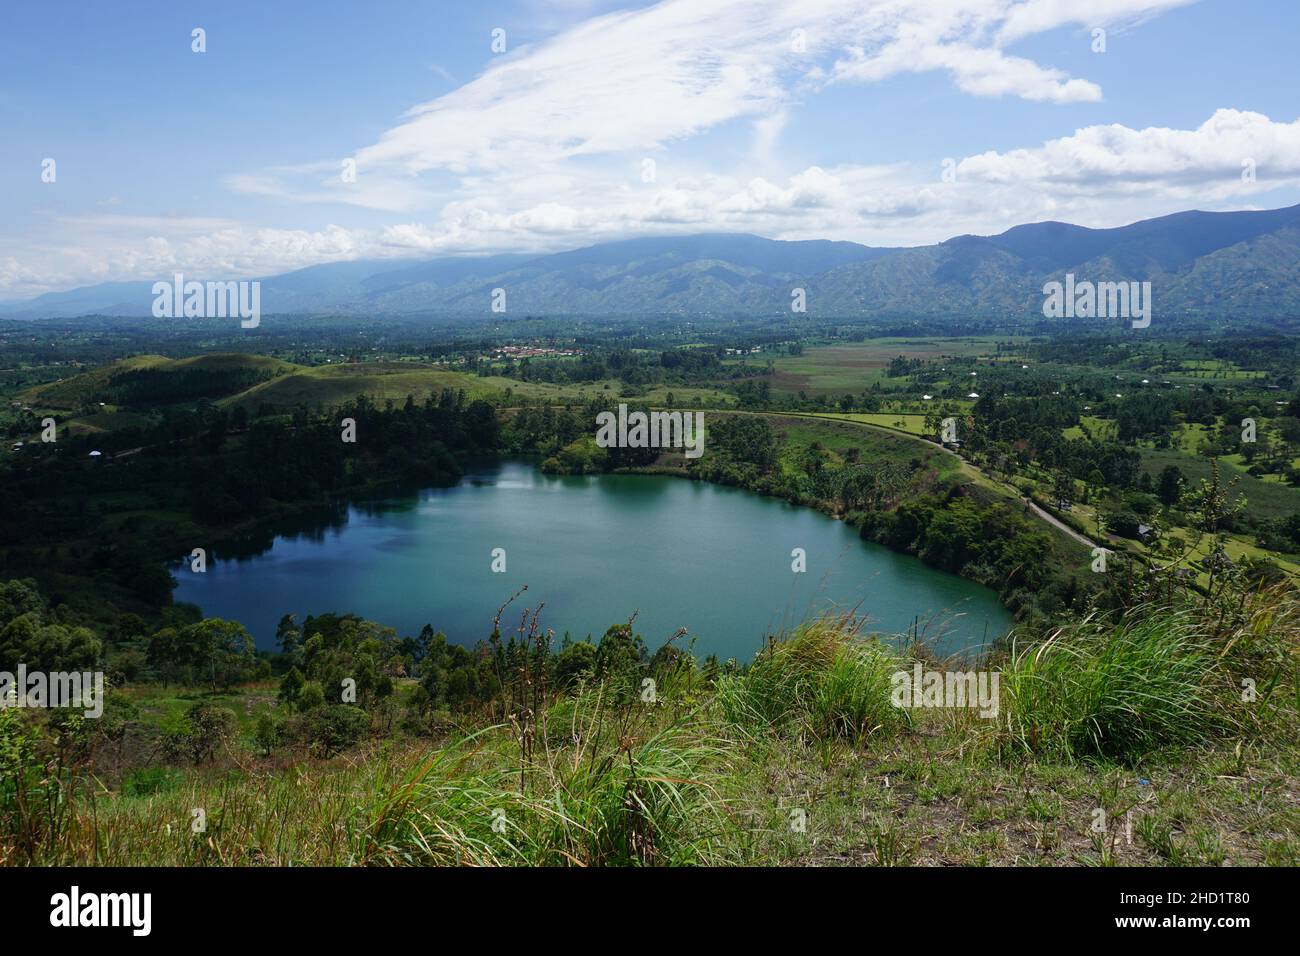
[731,337,1016,396]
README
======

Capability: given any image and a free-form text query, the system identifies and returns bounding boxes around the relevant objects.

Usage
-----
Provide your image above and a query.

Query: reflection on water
[174,459,1013,662]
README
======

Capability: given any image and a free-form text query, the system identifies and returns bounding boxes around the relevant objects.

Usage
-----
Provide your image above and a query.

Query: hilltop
[22,353,298,411]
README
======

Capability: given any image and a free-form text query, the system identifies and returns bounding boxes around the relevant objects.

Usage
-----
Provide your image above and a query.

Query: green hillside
[222,362,733,411]
[221,362,511,410]
[23,353,297,409]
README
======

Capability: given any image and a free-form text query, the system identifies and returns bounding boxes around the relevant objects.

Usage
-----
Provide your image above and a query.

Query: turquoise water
[174,459,1011,661]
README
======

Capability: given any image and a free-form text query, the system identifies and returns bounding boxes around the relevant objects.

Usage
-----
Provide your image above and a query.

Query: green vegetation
[1,312,1298,868]
[23,353,297,411]
[2,572,1295,866]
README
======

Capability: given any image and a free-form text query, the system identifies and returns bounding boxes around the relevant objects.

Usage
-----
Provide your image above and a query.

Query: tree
[254,713,279,756]
[554,640,597,689]
[0,579,43,625]
[0,579,101,672]
[275,614,301,655]
[594,624,648,700]
[278,665,305,707]
[150,619,257,689]
[1051,472,1074,510]
[0,614,100,673]
[296,617,398,708]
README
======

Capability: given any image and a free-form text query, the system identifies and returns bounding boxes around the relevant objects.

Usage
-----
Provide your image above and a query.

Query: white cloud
[239,0,1179,212]
[957,109,1300,190]
[996,0,1191,45]
[8,107,1300,297]
[14,0,1292,297]
[0,221,376,297]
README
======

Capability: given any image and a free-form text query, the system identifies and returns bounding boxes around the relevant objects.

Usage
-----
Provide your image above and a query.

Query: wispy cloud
[15,0,1282,296]
[240,0,1192,210]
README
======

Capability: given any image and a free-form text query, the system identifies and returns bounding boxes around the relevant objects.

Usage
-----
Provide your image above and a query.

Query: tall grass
[29,750,413,865]
[529,717,739,866]
[363,729,525,866]
[715,617,909,746]
[999,608,1228,764]
[5,595,1297,866]
[365,686,745,866]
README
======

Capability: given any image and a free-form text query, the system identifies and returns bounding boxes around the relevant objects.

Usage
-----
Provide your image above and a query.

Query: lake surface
[174,459,1011,661]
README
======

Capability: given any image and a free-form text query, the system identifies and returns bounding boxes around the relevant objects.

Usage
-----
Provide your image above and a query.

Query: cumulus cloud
[957,109,1300,190]
[9,105,1300,297]
[12,0,1292,297]
[0,220,377,296]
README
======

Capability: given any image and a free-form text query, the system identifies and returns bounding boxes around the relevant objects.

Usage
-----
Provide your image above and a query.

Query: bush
[163,703,237,765]
[1103,510,1145,539]
[301,705,369,757]
[297,681,326,712]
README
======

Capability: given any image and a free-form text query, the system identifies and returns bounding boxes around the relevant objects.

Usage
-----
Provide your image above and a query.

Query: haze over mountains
[6,204,1299,321]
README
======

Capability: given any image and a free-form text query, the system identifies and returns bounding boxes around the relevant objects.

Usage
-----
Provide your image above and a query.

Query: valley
[1,216,1298,872]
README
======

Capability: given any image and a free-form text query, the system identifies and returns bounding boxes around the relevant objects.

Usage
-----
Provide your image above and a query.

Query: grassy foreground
[3,586,1298,867]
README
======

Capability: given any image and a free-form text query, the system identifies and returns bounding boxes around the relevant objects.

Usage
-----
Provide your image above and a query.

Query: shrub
[297,681,326,712]
[301,705,369,757]
[163,703,237,765]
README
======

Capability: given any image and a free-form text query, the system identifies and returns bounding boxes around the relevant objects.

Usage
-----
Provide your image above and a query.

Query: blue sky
[2,0,1299,297]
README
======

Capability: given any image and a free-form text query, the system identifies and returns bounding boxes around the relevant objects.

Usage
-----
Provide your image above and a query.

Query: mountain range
[5,204,1299,320]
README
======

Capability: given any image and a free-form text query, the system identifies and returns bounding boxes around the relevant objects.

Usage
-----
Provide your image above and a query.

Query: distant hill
[220,362,503,412]
[4,204,1299,320]
[23,353,297,409]
[24,353,554,416]
[811,204,1300,318]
